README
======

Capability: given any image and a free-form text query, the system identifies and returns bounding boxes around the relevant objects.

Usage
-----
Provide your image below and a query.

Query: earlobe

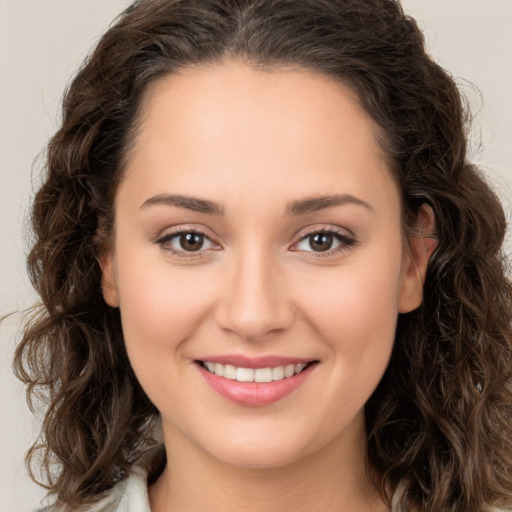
[99,250,120,308]
[398,203,438,313]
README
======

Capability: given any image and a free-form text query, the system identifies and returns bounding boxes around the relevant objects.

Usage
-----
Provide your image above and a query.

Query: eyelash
[155,227,218,258]
[291,227,356,257]
[154,226,356,258]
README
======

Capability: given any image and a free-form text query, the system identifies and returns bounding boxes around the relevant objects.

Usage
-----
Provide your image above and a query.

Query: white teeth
[224,364,236,380]
[203,361,310,382]
[254,368,272,383]
[236,367,254,382]
[214,363,224,377]
[271,366,285,380]
[284,364,295,378]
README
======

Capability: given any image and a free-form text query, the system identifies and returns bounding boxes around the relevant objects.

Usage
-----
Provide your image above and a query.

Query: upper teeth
[203,362,308,382]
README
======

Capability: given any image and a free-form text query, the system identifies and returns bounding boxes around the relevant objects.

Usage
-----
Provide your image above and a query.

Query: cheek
[296,249,403,362]
[115,252,216,363]
[322,273,399,336]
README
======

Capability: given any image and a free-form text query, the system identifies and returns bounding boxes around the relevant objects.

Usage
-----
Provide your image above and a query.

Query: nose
[214,247,295,342]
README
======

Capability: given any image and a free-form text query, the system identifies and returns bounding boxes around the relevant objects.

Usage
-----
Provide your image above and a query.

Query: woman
[15,0,512,510]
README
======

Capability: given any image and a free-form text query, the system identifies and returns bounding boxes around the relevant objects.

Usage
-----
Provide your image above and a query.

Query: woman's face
[102,61,425,469]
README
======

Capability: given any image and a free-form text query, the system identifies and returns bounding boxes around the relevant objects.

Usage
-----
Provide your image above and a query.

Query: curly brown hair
[14,0,512,510]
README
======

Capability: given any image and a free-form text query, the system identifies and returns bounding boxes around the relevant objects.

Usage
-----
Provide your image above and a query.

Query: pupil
[310,233,333,251]
[181,233,203,251]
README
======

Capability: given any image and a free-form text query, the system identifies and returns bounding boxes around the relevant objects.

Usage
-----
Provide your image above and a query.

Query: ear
[99,249,120,308]
[398,203,438,313]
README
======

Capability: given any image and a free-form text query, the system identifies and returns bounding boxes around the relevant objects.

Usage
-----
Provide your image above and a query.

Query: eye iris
[180,233,204,251]
[310,233,333,251]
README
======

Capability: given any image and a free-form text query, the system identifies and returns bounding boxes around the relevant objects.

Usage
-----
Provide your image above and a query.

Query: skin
[101,60,435,511]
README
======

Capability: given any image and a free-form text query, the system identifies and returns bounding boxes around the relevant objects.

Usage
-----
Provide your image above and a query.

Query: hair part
[14,0,512,510]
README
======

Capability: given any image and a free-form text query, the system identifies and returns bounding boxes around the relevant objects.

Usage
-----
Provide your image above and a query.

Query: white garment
[82,465,151,512]
[37,453,155,512]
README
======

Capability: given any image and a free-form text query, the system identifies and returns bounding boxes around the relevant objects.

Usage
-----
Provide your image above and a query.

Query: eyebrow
[140,193,373,216]
[286,194,374,215]
[140,194,224,215]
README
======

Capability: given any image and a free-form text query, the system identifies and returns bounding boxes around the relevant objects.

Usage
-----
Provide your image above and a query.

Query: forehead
[120,60,399,214]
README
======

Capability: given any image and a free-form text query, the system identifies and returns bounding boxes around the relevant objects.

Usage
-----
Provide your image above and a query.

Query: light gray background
[1,1,511,510]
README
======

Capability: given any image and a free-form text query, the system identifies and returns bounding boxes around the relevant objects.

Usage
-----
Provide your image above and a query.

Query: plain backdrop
[1,1,511,510]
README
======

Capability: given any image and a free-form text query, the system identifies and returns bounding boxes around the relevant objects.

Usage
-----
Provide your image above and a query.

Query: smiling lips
[196,356,317,406]
[202,361,308,382]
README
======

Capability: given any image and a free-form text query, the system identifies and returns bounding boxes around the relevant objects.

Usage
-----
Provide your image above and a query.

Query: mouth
[195,358,318,407]
[198,360,315,383]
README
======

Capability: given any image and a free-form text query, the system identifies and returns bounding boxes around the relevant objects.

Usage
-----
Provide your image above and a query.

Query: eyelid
[153,223,356,257]
[154,225,222,256]
[290,225,356,255]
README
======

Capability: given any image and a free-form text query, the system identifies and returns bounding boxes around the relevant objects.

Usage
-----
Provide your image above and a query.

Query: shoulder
[35,469,148,512]
[92,464,152,512]
[35,446,165,512]
[35,470,146,512]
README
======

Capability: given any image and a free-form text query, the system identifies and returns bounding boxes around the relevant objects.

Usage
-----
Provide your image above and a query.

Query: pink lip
[196,360,317,407]
[197,354,313,369]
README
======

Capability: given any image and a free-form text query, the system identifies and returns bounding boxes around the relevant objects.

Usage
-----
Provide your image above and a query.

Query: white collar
[86,463,151,512]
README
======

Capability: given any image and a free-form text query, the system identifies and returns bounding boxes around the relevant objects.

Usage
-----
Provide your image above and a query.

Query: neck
[149,421,388,512]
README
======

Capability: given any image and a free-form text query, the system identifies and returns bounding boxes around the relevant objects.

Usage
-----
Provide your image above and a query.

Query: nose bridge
[215,242,294,341]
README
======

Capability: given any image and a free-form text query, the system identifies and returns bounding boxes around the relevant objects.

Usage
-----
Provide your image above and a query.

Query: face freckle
[101,59,424,472]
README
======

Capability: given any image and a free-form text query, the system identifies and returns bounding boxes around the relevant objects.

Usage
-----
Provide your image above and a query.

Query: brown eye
[156,230,216,254]
[309,233,334,252]
[180,232,204,251]
[294,230,355,254]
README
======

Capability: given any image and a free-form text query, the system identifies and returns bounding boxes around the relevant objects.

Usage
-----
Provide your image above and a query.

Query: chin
[197,427,319,470]
[214,445,304,470]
